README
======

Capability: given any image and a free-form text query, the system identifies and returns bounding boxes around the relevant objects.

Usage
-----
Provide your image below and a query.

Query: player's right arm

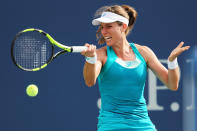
[81,43,105,87]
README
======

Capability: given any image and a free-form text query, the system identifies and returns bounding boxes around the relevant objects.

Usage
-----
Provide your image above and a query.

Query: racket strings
[13,31,53,70]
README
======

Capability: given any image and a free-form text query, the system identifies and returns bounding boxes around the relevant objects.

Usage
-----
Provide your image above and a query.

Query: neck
[112,39,130,54]
[111,39,135,60]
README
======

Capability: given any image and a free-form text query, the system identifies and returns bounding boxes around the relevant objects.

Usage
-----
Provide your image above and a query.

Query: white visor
[92,12,129,26]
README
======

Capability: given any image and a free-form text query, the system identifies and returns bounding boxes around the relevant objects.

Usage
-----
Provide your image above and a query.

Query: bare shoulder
[134,44,152,53]
[134,44,154,62]
[134,43,159,66]
[96,46,107,56]
[96,46,107,65]
[96,46,106,52]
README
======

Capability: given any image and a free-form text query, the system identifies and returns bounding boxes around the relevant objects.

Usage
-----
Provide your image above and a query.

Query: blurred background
[0,0,196,130]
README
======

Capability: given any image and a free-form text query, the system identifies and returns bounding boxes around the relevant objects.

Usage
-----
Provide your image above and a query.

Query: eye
[106,25,112,28]
[100,24,112,30]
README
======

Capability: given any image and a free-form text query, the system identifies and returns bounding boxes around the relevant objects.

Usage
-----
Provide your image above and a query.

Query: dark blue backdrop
[0,0,196,131]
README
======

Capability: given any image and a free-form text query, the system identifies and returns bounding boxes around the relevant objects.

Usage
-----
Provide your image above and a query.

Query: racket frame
[11,28,71,71]
[11,28,87,71]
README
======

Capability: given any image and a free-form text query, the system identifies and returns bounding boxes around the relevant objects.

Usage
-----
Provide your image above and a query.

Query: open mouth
[104,36,112,41]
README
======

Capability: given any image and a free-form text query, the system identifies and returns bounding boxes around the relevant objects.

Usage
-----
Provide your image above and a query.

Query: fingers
[177,41,190,50]
[182,46,190,51]
[168,41,190,61]
[177,41,190,52]
[177,41,184,48]
[81,43,97,57]
[175,42,189,53]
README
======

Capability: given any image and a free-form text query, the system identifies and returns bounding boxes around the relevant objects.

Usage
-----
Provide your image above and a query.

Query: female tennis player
[81,5,190,131]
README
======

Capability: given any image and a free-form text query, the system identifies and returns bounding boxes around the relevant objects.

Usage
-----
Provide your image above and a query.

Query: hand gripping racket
[11,28,87,71]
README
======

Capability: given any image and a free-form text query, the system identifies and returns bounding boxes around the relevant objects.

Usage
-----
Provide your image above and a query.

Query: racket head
[11,28,54,71]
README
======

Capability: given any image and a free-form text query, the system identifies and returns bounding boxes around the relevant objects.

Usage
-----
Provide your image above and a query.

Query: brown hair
[94,5,138,44]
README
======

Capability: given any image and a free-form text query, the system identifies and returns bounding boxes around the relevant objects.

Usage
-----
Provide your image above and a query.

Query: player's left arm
[138,42,190,91]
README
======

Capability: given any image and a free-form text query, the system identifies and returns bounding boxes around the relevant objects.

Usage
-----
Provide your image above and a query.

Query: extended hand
[168,41,190,61]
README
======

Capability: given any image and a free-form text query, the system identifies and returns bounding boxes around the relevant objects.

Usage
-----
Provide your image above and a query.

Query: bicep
[145,47,168,85]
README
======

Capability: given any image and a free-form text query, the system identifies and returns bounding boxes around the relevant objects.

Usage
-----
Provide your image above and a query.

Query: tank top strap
[129,43,146,64]
[107,46,117,60]
[98,46,117,81]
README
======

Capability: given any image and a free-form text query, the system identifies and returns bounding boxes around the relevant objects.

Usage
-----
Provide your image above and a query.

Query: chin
[106,41,113,46]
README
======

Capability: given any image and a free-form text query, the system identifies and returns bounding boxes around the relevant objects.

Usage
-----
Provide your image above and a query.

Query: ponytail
[121,5,138,35]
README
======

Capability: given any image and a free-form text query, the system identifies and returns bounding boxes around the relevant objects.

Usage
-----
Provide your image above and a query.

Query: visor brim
[92,17,116,26]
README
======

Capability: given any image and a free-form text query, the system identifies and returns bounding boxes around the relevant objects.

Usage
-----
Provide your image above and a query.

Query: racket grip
[71,46,87,53]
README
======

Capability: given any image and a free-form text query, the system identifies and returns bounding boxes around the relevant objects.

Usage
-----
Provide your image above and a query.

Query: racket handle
[71,46,87,53]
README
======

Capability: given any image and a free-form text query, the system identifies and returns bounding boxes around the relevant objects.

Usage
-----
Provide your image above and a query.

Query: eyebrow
[101,23,113,26]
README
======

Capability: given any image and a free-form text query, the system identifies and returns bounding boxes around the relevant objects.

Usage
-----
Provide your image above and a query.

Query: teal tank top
[97,43,157,131]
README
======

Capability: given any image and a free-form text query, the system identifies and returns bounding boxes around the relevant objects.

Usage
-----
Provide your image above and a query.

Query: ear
[121,23,128,32]
[123,23,128,30]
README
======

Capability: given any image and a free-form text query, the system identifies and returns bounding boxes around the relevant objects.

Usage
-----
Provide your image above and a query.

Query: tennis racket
[11,28,87,71]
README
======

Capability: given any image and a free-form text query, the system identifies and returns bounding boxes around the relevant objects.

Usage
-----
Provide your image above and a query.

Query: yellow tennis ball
[26,84,38,97]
